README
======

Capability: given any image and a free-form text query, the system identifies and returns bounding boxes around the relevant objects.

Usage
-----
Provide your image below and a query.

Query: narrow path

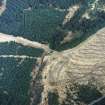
[0,54,37,59]
[0,33,51,52]
[29,52,47,105]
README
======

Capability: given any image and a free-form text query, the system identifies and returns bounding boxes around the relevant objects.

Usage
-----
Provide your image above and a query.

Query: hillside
[0,0,105,105]
[41,27,105,105]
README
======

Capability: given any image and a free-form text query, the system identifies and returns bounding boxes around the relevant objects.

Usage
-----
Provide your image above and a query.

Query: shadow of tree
[63,83,103,105]
[48,91,59,105]
[58,11,105,51]
[50,1,105,51]
[77,84,102,104]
